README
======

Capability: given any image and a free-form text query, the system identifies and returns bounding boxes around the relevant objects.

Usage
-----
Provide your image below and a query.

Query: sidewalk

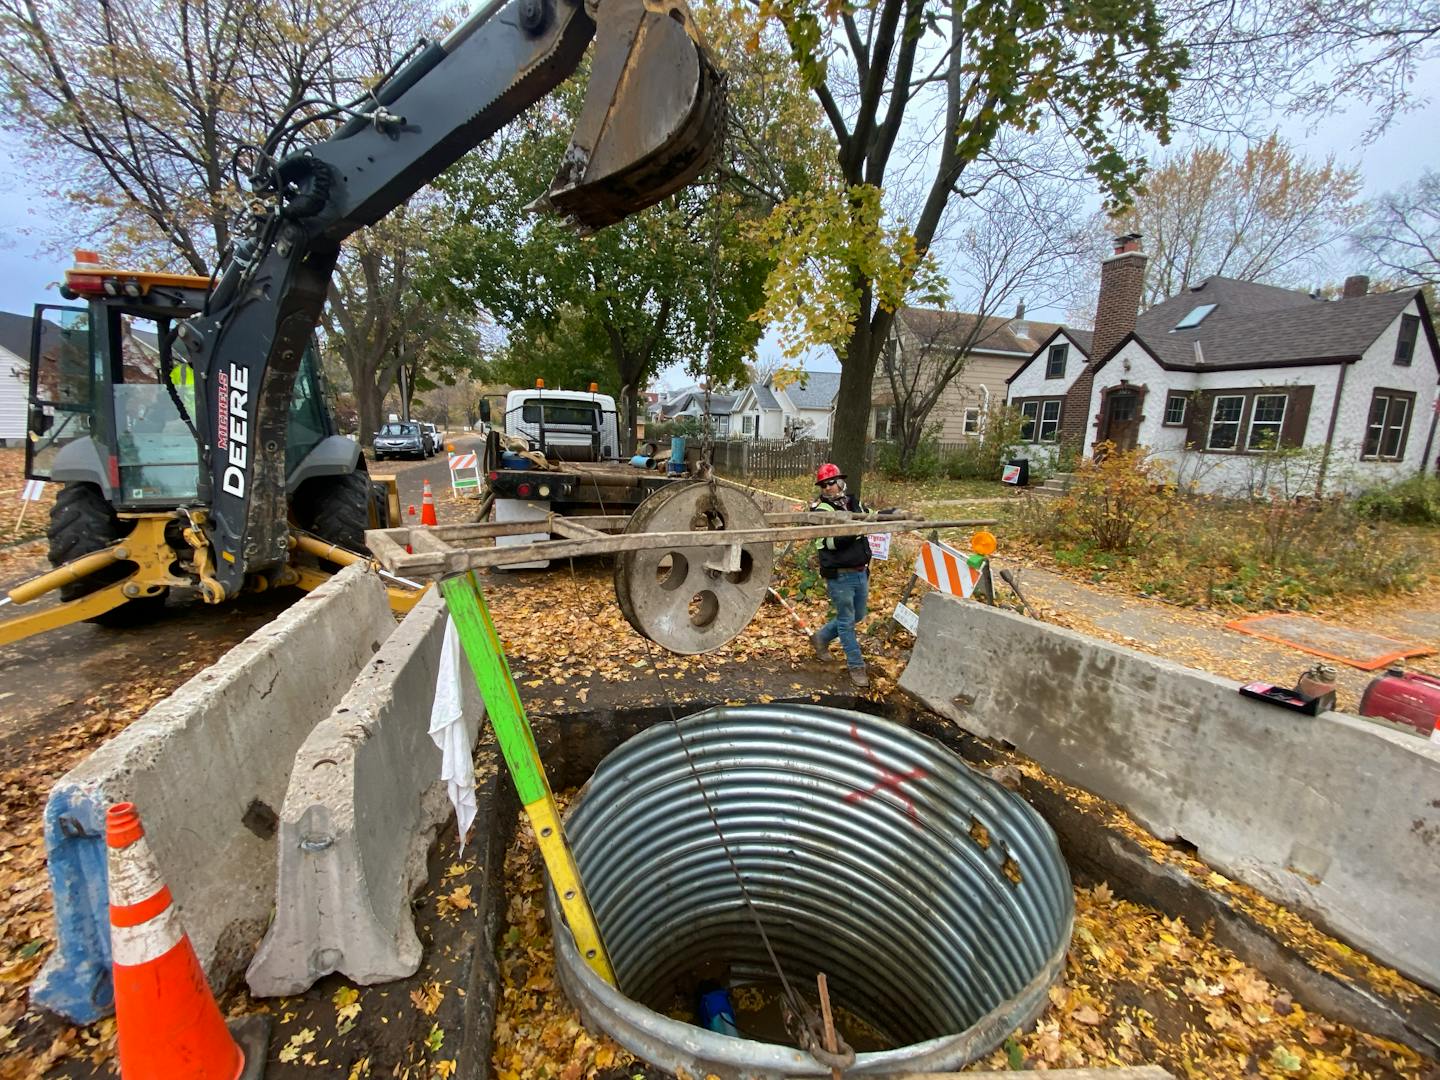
[1001,564,1439,713]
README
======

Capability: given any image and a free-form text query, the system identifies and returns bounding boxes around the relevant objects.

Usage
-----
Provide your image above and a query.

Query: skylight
[1173,303,1217,330]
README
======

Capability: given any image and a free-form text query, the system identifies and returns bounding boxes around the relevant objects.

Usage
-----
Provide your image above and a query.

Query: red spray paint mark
[843,722,927,826]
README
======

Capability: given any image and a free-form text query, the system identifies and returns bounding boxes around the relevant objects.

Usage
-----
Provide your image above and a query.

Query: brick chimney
[1060,233,1148,444]
[1342,274,1370,299]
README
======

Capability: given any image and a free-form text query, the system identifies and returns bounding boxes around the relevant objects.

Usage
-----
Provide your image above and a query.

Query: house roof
[0,312,33,357]
[897,306,1063,356]
[781,370,840,409]
[751,381,782,410]
[1094,278,1434,373]
[667,388,736,415]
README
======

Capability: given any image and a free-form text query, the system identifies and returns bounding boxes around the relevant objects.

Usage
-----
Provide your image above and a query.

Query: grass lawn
[730,472,1022,513]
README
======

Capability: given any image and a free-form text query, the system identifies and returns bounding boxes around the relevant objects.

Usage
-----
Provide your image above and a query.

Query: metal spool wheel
[613,481,773,655]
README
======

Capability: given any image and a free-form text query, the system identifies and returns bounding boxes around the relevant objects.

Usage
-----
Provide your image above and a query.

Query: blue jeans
[818,568,869,668]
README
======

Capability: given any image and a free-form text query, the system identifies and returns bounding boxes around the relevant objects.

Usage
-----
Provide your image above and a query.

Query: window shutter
[1185,391,1211,449]
[1279,386,1313,448]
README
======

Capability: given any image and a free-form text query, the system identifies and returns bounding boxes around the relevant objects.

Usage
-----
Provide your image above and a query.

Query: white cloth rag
[429,614,477,851]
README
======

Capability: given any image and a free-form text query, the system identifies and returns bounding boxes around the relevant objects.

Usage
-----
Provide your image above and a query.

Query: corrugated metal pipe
[548,704,1074,1078]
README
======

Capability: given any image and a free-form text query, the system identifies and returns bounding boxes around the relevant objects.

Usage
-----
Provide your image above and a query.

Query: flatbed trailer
[483,459,688,568]
[371,478,994,654]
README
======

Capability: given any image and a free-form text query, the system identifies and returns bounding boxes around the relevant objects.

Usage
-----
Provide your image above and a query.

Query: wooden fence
[710,439,882,481]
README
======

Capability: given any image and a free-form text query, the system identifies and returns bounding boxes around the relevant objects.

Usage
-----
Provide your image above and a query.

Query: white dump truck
[480,383,683,567]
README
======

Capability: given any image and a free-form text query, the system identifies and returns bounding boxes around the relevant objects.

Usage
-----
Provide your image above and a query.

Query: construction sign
[448,451,482,497]
[914,540,982,599]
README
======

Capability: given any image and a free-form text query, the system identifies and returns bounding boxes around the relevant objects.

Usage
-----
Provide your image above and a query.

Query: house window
[1363,390,1414,460]
[742,415,754,436]
[1207,395,1245,450]
[1163,393,1188,426]
[1019,401,1039,441]
[873,406,893,439]
[1246,394,1288,451]
[963,407,980,435]
[1045,344,1068,379]
[1017,399,1062,443]
[1173,303,1217,330]
[1395,314,1419,366]
[1038,400,1061,442]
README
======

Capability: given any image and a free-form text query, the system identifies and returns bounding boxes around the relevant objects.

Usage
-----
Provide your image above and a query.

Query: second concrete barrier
[247,588,483,996]
[32,566,397,1023]
[898,592,1440,993]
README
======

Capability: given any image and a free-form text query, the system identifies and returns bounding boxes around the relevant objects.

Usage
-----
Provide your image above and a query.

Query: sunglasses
[821,479,842,487]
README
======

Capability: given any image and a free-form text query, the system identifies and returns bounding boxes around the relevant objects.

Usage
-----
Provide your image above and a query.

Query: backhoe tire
[292,468,372,555]
[46,482,166,626]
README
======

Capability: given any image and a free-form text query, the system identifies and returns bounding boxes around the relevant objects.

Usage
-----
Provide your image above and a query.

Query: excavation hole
[551,704,1073,1076]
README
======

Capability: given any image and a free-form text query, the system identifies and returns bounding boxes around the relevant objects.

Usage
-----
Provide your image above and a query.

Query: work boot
[848,665,870,689]
[809,630,830,661]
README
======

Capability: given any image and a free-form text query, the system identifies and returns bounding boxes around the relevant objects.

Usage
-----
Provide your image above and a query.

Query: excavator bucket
[542,0,724,231]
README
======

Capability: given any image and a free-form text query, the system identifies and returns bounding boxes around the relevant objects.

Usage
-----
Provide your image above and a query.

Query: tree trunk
[832,333,881,499]
[618,382,638,457]
[356,379,385,445]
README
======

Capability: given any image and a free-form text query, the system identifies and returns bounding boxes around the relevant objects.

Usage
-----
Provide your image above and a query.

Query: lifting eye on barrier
[540,826,554,837]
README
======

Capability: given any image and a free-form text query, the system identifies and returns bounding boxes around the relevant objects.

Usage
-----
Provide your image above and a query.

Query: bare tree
[0,0,477,442]
[0,0,432,270]
[1352,171,1440,288]
[1112,135,1364,306]
[883,177,1088,469]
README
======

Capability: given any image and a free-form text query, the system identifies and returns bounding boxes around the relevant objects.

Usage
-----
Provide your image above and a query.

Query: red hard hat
[815,463,844,484]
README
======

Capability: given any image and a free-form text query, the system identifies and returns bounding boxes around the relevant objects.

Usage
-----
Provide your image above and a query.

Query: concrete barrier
[246,588,483,996]
[898,592,1440,993]
[32,566,397,1023]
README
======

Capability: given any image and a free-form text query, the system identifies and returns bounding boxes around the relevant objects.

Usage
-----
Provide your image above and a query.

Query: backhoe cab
[0,0,722,647]
[0,257,406,646]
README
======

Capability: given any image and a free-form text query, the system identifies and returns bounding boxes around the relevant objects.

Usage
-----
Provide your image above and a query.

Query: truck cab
[502,385,619,462]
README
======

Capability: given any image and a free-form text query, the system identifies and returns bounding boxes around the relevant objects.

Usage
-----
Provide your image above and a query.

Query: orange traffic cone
[420,479,439,527]
[107,803,269,1079]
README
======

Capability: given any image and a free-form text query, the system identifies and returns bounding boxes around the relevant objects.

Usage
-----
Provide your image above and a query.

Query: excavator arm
[176,0,722,599]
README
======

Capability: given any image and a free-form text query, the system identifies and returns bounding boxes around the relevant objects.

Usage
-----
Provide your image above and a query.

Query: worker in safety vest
[808,462,874,688]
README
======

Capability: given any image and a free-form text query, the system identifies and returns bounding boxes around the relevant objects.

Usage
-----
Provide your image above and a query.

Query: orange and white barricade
[914,539,983,599]
[448,451,482,497]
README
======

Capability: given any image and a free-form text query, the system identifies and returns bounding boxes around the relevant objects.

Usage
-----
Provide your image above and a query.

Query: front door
[1099,389,1141,451]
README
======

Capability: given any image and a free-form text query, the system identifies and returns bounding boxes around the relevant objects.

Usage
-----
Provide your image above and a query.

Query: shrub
[1354,474,1440,525]
[1052,444,1180,553]
[876,430,944,479]
[945,403,1028,480]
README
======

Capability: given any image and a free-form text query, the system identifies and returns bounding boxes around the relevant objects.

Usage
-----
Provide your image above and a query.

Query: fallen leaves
[411,981,445,1016]
[974,883,1436,1078]
[437,884,474,919]
[492,812,634,1080]
[277,1026,316,1063]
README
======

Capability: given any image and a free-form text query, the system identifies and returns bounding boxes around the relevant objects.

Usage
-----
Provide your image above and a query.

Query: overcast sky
[0,55,1433,391]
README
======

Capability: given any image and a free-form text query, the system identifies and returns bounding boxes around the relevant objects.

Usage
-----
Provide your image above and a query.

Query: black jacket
[811,492,871,577]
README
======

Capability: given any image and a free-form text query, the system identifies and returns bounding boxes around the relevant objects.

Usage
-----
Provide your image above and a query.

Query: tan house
[873,305,1062,441]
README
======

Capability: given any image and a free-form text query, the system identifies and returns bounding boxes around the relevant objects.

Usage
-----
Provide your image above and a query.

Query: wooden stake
[13,497,31,537]
[816,972,842,1080]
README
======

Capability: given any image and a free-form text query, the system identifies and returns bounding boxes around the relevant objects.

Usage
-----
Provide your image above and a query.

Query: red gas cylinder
[1358,669,1440,737]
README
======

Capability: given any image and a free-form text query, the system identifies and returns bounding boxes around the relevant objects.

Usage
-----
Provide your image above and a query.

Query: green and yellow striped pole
[439,572,616,986]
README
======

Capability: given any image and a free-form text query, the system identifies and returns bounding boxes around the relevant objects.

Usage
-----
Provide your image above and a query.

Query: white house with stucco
[1009,235,1440,496]
[731,371,839,441]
